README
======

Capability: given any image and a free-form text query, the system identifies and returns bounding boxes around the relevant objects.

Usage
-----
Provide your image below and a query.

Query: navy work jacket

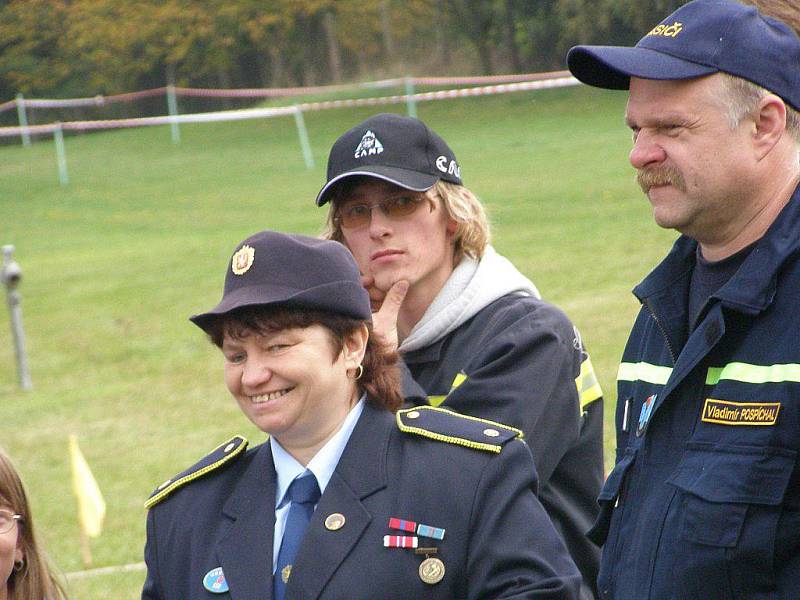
[142,402,581,600]
[592,186,800,599]
[401,293,604,599]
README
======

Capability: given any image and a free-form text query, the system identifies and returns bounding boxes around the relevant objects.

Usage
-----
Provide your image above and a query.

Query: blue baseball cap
[190,230,372,332]
[567,0,800,111]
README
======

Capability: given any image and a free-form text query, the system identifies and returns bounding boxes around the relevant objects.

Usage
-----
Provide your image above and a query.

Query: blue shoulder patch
[396,406,523,454]
[145,435,248,509]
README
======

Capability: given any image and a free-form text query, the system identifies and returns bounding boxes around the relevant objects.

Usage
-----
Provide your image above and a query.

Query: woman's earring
[354,364,364,380]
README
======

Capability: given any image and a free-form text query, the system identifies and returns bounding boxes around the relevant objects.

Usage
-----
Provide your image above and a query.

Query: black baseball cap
[190,230,372,332]
[567,0,800,112]
[315,113,463,206]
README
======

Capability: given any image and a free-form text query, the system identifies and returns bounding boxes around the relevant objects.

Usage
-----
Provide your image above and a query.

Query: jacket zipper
[644,298,677,365]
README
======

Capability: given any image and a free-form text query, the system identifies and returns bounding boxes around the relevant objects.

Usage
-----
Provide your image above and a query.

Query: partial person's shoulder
[144,435,249,509]
[481,292,575,333]
[396,405,524,452]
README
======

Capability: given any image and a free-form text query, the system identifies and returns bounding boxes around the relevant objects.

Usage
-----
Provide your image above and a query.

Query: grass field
[0,85,677,598]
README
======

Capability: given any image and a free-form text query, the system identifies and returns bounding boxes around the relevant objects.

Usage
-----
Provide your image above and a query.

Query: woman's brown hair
[206,306,404,412]
[0,448,68,600]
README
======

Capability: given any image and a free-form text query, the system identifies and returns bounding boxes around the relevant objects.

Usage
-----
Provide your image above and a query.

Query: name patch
[701,398,780,426]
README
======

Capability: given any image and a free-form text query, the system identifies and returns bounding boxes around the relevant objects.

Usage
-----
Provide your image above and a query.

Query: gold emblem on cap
[325,513,346,531]
[419,557,445,585]
[231,245,255,275]
[483,428,500,437]
[281,564,292,583]
[406,410,420,419]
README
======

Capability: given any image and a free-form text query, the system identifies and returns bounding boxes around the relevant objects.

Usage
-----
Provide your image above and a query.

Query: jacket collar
[634,183,800,316]
[215,403,393,600]
[287,402,392,600]
[217,442,277,600]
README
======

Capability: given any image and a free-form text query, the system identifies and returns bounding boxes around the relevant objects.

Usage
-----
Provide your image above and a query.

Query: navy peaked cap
[567,0,800,111]
[190,230,372,331]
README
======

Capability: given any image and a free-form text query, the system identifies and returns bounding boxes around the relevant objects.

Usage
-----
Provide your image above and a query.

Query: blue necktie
[274,473,321,600]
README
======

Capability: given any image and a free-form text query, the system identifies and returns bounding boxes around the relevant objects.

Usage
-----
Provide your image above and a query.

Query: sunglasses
[334,195,428,229]
[0,510,22,534]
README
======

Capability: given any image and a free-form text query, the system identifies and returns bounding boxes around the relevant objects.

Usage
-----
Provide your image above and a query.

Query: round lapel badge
[419,557,445,585]
[202,567,229,593]
[281,564,292,583]
[231,245,255,275]
[325,513,346,531]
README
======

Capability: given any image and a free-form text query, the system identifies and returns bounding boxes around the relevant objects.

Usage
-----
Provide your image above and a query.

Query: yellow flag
[69,434,106,538]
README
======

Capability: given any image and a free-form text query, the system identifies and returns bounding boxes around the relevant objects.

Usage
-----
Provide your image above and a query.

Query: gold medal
[418,557,445,585]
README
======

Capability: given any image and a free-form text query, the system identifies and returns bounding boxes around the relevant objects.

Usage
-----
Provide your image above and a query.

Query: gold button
[325,513,346,531]
[157,479,172,490]
[483,428,500,437]
[407,411,420,419]
[224,442,235,453]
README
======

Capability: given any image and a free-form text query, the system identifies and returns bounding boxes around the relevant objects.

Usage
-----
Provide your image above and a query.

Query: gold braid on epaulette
[144,436,248,509]
[395,406,523,454]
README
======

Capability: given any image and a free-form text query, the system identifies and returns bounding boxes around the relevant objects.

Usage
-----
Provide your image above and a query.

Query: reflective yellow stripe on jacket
[576,356,603,411]
[618,361,800,386]
[428,372,468,407]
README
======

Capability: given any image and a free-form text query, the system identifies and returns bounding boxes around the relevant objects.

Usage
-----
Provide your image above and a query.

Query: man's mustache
[637,166,687,193]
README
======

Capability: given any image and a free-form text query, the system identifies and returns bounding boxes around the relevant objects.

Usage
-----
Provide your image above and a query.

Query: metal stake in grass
[15,93,31,147]
[404,77,418,119]
[2,245,32,390]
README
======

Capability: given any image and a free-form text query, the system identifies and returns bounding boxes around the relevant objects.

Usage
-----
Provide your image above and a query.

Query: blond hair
[322,178,492,261]
[0,448,68,600]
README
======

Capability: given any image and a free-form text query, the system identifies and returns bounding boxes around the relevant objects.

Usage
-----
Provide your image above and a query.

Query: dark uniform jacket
[592,186,800,599]
[142,402,582,600]
[402,293,604,599]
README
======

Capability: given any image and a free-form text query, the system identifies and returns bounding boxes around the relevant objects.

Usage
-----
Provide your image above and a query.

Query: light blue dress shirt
[270,397,365,572]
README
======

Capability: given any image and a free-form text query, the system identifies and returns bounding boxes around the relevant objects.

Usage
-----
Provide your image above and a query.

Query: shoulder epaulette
[396,406,523,454]
[144,435,249,509]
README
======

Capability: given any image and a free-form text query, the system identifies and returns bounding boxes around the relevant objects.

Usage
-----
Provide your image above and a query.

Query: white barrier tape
[1,71,572,111]
[0,105,299,137]
[24,96,107,109]
[412,70,571,86]
[65,561,146,581]
[0,87,166,113]
[0,76,580,138]
[295,76,580,112]
[175,81,374,98]
[19,89,166,109]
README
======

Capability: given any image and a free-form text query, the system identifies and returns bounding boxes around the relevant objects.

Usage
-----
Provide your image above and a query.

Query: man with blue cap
[567,1,800,598]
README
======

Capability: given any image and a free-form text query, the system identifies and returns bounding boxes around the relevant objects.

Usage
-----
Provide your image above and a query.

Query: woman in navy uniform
[141,230,580,600]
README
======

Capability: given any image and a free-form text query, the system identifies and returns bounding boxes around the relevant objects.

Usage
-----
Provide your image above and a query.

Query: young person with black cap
[141,229,582,600]
[566,1,800,598]
[316,113,605,600]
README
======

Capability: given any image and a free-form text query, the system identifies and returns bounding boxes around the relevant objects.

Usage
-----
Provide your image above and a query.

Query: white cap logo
[435,155,461,178]
[354,130,384,159]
